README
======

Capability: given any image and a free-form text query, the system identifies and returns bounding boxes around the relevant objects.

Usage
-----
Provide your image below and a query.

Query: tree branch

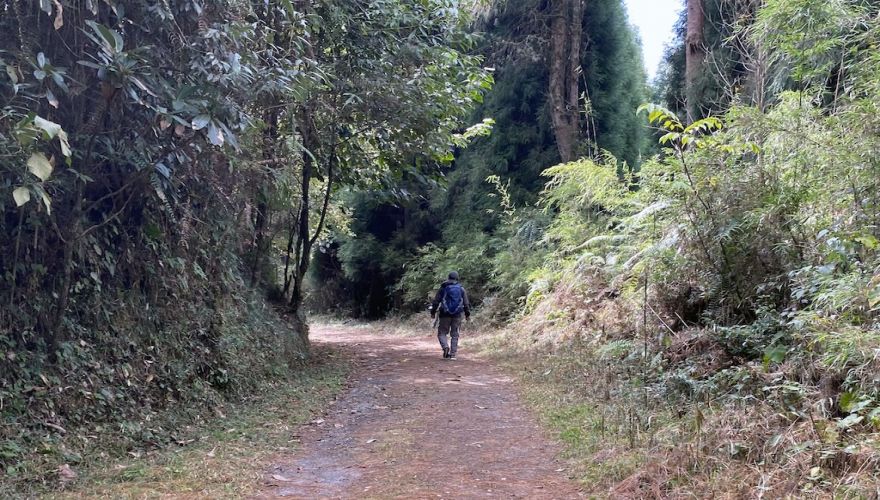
[309,149,335,249]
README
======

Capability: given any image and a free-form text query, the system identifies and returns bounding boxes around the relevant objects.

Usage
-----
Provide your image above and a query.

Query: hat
[448,271,460,281]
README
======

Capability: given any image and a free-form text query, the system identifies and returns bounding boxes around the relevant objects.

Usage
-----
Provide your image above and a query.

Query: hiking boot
[448,353,457,360]
[442,347,450,359]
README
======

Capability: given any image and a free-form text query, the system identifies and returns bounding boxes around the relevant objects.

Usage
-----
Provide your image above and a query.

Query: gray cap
[448,271,459,281]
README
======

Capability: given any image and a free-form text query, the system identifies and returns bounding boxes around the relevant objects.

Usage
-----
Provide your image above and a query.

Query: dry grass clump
[474,266,880,498]
[5,345,349,499]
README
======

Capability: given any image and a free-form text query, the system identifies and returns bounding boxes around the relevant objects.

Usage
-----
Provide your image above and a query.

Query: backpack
[441,283,464,315]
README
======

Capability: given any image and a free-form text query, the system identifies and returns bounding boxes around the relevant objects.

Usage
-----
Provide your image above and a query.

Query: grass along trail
[41,322,581,499]
[31,344,348,499]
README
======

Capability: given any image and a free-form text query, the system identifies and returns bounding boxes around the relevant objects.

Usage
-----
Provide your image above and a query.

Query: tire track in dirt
[256,324,582,499]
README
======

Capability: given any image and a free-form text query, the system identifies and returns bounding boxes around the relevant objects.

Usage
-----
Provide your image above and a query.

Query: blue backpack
[441,283,464,315]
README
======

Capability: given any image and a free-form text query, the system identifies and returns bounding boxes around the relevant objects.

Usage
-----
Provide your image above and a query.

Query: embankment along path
[257,323,582,499]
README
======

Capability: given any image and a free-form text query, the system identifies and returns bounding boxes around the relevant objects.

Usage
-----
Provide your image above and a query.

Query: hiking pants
[437,315,463,355]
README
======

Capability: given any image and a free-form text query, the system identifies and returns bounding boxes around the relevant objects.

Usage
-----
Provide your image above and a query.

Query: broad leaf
[27,153,53,181]
[57,129,71,157]
[33,116,61,139]
[191,114,210,130]
[13,187,31,207]
[207,122,225,146]
[32,184,52,214]
[86,21,123,53]
[837,414,864,429]
[46,89,59,108]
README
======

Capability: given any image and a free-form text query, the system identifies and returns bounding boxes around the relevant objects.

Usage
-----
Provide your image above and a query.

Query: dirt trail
[257,324,581,499]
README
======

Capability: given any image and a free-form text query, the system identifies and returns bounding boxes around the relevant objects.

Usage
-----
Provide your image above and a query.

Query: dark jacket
[430,280,471,318]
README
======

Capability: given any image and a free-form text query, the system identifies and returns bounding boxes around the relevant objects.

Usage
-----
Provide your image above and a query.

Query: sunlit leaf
[27,152,53,181]
[659,132,679,144]
[191,114,210,130]
[837,414,864,429]
[13,187,31,207]
[207,122,224,146]
[46,88,59,108]
[57,129,71,157]
[52,0,64,30]
[32,184,52,214]
[33,116,61,139]
[130,76,157,97]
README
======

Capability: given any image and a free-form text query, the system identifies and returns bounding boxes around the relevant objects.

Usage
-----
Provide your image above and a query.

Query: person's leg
[437,316,451,357]
[449,315,462,357]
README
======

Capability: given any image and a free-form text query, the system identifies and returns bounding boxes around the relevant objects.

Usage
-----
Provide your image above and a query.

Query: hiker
[429,271,471,360]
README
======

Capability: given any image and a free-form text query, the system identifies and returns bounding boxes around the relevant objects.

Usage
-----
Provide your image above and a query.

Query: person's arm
[462,287,471,319]
[430,286,444,317]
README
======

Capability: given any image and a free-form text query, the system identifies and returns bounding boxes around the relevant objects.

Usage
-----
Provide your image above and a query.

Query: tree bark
[281,208,297,297]
[289,104,316,320]
[286,104,339,344]
[250,107,279,287]
[548,0,584,163]
[685,0,705,123]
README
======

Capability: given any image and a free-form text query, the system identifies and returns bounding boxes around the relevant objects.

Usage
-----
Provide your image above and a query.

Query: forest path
[256,323,581,499]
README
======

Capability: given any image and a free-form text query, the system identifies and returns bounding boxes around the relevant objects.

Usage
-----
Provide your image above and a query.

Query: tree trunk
[548,0,584,163]
[250,107,279,287]
[287,101,337,339]
[289,105,315,320]
[281,209,297,298]
[685,0,705,123]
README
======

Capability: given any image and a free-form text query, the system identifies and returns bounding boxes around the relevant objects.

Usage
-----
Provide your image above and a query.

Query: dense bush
[476,0,880,493]
[0,0,488,487]
[0,0,311,482]
[312,0,648,318]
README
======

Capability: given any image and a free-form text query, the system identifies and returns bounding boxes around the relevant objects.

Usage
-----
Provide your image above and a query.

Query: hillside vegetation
[4,0,880,497]
[0,0,486,493]
[321,0,880,495]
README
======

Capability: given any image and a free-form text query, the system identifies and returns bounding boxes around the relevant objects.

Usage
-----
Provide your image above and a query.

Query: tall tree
[685,0,705,122]
[549,0,585,162]
[274,0,491,326]
[317,0,649,317]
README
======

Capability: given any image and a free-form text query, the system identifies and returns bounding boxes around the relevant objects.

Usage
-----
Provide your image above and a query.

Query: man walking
[430,271,471,360]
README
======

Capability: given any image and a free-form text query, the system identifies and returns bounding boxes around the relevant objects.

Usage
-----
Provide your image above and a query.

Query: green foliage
[0,0,493,488]
[581,0,651,168]
[322,0,651,318]
[484,5,880,493]
[310,0,880,494]
[396,237,495,308]
[752,0,864,86]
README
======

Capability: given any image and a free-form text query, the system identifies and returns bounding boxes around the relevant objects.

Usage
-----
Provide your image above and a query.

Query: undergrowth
[2,343,347,499]
[462,11,880,493]
[0,287,311,498]
[475,277,880,498]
